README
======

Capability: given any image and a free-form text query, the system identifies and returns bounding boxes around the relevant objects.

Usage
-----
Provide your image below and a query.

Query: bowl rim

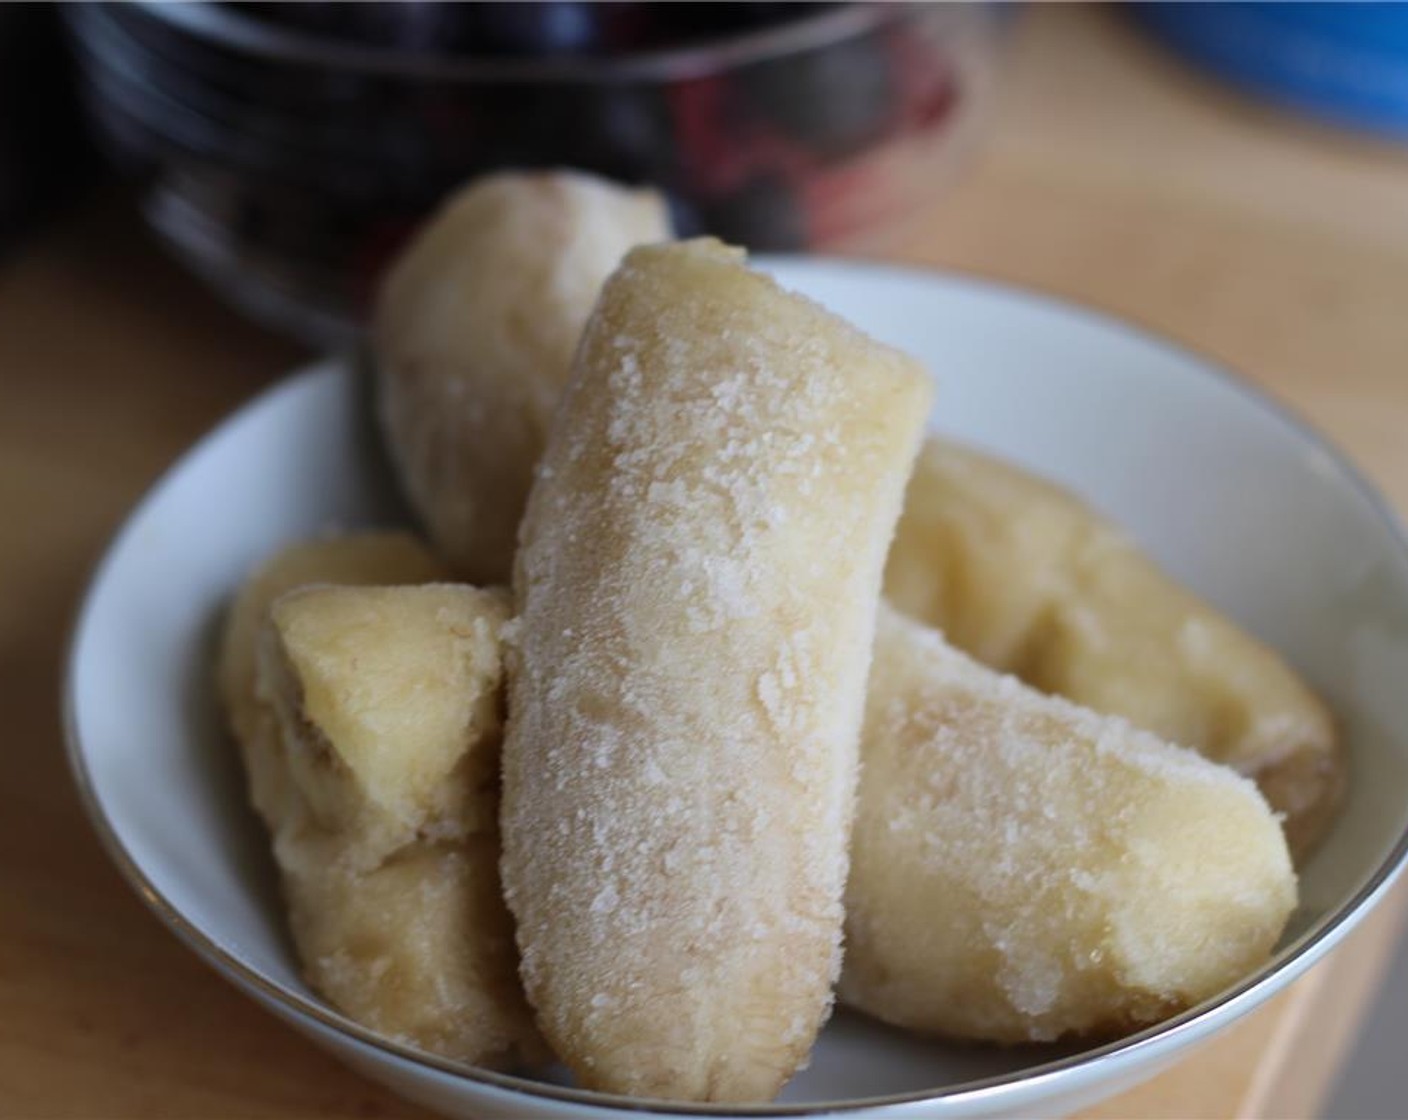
[118,1,938,86]
[62,259,1408,1117]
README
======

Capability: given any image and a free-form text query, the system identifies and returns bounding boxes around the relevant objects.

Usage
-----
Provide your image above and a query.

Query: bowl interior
[67,260,1408,1112]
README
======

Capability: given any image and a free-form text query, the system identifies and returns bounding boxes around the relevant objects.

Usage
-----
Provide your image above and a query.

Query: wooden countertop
[4,6,1408,1118]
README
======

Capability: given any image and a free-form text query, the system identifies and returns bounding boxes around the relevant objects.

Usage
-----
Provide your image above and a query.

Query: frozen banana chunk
[502,240,932,1102]
[884,439,1342,860]
[375,170,671,585]
[841,605,1297,1044]
[217,532,450,830]
[256,583,542,1068]
[262,582,506,868]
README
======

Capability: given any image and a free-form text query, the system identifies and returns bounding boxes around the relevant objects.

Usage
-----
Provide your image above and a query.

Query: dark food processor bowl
[65,1,998,343]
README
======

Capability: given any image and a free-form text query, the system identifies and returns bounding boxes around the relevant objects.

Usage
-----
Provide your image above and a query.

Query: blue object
[1136,2,1408,139]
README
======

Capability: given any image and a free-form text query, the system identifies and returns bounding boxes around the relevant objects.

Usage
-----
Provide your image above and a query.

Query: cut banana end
[261,582,508,867]
[216,531,450,831]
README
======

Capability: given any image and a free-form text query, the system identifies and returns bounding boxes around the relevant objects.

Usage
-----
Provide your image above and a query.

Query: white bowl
[66,260,1408,1119]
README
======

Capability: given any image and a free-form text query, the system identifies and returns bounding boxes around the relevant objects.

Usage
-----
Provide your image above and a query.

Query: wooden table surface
[5,6,1408,1118]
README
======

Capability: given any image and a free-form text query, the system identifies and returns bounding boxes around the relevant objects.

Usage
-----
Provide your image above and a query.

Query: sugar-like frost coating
[842,605,1298,1043]
[502,239,932,1102]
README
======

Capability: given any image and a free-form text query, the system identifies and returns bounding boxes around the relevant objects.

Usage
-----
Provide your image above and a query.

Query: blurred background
[55,0,1000,340]
[5,3,1408,1117]
[7,2,1408,343]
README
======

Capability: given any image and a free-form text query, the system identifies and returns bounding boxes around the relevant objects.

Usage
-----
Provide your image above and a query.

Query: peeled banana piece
[502,239,932,1101]
[841,605,1298,1043]
[374,170,671,585]
[885,439,1342,860]
[216,536,541,1069]
[256,583,541,1068]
